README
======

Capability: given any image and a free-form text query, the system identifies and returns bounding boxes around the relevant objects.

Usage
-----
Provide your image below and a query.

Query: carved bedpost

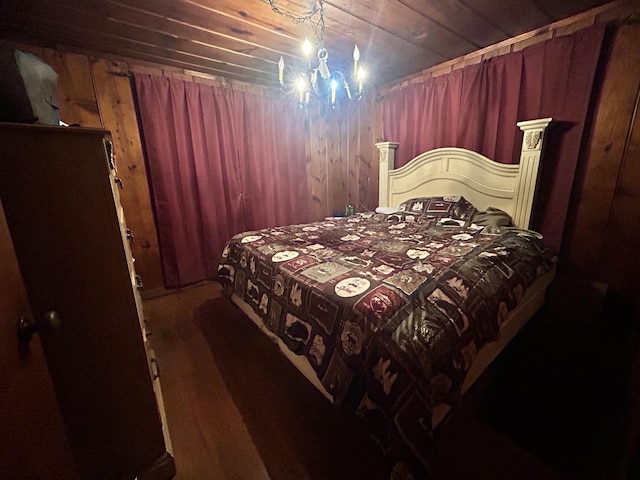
[513,118,553,229]
[375,141,399,207]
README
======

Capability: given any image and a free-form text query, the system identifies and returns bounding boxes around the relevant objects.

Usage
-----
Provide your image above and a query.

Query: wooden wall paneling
[346,102,360,212]
[345,105,357,210]
[42,49,102,128]
[90,58,164,291]
[561,24,640,277]
[305,110,328,222]
[307,108,348,219]
[44,48,102,128]
[367,96,379,210]
[596,73,640,298]
[319,112,336,216]
[305,97,376,219]
[372,95,386,206]
[328,111,349,216]
[350,97,377,213]
[351,100,369,212]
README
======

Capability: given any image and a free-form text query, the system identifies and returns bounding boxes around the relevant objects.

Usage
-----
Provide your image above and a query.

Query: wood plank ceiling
[0,0,614,89]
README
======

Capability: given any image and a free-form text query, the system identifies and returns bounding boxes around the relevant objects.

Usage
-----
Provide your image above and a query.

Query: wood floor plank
[143,282,270,480]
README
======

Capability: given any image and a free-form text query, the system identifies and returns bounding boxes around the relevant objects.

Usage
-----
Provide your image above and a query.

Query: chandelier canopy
[267,0,366,109]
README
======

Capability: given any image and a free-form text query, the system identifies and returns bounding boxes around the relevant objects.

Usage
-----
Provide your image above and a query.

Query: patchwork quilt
[217,205,556,472]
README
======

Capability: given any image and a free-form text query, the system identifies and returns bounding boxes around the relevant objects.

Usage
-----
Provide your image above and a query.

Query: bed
[217,118,556,476]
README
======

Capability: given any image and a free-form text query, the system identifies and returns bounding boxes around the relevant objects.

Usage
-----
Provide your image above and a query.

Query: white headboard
[376,118,552,229]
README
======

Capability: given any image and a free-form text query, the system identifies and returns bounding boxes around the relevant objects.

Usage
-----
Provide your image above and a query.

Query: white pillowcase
[375,206,401,214]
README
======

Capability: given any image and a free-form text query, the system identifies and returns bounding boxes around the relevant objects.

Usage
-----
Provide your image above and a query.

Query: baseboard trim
[140,280,219,300]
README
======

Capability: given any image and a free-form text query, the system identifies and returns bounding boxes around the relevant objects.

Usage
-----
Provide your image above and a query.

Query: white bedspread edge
[230,292,335,403]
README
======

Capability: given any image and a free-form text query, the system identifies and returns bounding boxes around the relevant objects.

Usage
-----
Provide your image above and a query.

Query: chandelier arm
[310,69,321,97]
[332,71,352,100]
[280,84,297,95]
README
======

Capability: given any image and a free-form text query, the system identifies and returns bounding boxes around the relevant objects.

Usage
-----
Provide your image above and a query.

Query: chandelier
[267,0,366,109]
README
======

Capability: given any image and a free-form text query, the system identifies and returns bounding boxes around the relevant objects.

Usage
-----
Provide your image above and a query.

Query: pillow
[375,206,401,214]
[397,196,478,223]
[472,207,513,227]
[385,212,434,224]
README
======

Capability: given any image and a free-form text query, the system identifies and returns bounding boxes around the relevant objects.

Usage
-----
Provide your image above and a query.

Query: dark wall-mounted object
[0,44,60,125]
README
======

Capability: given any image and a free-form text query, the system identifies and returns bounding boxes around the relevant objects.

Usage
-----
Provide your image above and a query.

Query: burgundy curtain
[134,74,308,288]
[382,24,605,247]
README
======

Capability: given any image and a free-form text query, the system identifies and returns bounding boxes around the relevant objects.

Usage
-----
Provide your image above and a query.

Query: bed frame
[376,118,553,230]
[232,117,555,430]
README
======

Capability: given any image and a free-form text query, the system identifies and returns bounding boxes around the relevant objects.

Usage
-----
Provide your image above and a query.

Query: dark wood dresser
[0,123,174,479]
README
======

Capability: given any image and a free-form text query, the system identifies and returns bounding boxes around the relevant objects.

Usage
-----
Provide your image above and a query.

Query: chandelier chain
[266,0,326,49]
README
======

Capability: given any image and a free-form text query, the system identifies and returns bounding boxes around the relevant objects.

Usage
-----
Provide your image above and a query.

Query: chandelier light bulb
[353,45,360,76]
[356,67,366,94]
[302,38,313,57]
[296,75,307,92]
[330,79,338,106]
[296,75,309,106]
[278,56,284,85]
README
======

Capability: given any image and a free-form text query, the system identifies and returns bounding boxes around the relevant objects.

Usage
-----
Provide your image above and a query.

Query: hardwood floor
[143,280,595,480]
[143,282,269,480]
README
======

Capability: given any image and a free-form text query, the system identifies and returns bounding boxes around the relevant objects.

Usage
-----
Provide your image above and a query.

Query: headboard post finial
[514,118,553,229]
[375,142,399,207]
